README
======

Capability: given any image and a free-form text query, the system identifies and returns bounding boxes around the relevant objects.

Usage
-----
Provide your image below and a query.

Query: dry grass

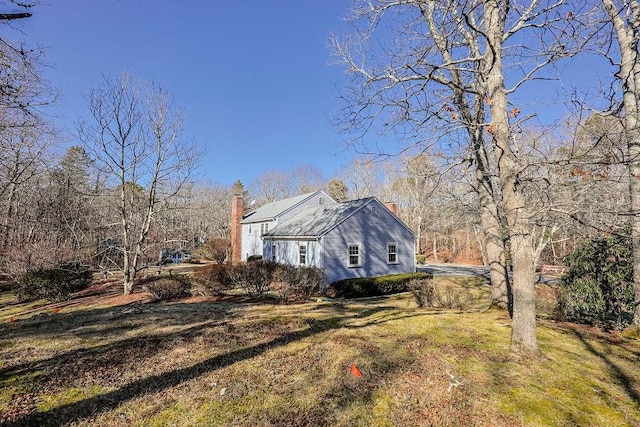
[0,277,639,426]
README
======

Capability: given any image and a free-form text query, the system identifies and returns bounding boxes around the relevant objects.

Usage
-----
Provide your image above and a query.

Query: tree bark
[603,0,640,326]
[477,165,512,313]
[485,0,539,354]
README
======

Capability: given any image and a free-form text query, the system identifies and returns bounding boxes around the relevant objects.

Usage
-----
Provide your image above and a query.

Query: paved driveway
[418,263,562,285]
[418,263,489,277]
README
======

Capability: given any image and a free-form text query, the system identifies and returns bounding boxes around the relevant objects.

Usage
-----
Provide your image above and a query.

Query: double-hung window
[387,243,398,264]
[299,244,307,265]
[348,244,360,267]
[260,223,269,235]
[271,244,277,262]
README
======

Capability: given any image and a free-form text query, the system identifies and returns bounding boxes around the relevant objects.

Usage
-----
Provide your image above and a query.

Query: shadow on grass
[571,329,640,410]
[2,302,427,427]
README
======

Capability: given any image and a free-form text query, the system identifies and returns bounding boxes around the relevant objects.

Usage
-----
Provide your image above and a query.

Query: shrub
[432,284,471,310]
[203,238,230,264]
[407,277,470,309]
[15,263,93,302]
[191,264,233,296]
[273,265,326,303]
[329,272,432,298]
[247,255,263,262]
[407,277,435,307]
[143,275,191,301]
[416,254,426,265]
[229,260,278,298]
[560,232,634,329]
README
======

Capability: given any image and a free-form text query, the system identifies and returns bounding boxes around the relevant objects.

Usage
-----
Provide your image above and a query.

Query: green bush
[142,275,191,301]
[273,264,326,303]
[416,254,426,264]
[247,255,263,262]
[15,263,93,302]
[329,272,433,298]
[560,232,634,329]
[230,260,278,298]
[191,264,233,296]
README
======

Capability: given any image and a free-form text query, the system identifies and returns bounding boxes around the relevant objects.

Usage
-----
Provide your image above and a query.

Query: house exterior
[159,248,191,264]
[261,197,416,283]
[231,190,335,262]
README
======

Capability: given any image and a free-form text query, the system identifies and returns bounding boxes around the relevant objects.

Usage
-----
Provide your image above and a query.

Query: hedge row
[328,272,433,298]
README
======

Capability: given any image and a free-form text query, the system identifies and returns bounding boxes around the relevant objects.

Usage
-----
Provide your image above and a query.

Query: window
[272,244,277,262]
[248,224,252,234]
[370,205,377,215]
[387,243,398,264]
[299,244,307,265]
[319,197,325,205]
[348,244,360,267]
[260,223,269,235]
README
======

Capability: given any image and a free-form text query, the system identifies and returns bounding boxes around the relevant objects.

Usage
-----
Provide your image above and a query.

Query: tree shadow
[2,302,429,426]
[570,329,640,410]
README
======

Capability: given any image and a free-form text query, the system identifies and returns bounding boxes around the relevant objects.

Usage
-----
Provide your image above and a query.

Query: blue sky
[13,1,614,188]
[22,0,353,186]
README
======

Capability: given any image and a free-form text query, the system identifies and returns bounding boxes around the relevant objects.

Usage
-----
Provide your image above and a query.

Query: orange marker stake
[350,362,362,378]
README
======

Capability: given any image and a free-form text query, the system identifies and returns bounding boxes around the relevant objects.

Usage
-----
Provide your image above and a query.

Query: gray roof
[241,190,331,224]
[262,197,376,239]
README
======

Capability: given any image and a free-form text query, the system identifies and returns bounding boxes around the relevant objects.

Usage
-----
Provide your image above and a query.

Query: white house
[231,192,416,283]
[231,190,335,262]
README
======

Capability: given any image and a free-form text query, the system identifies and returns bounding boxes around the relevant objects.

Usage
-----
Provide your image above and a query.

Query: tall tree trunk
[432,233,438,262]
[472,126,512,313]
[3,181,16,247]
[485,0,539,355]
[604,0,640,326]
[478,168,512,313]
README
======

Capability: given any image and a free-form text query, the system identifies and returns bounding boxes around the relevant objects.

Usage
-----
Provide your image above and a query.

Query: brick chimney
[231,196,243,264]
[385,202,399,216]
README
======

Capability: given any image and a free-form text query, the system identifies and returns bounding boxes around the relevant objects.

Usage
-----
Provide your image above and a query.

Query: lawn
[1,276,639,426]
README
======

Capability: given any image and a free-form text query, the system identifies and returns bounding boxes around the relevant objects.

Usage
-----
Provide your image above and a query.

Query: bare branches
[77,73,203,294]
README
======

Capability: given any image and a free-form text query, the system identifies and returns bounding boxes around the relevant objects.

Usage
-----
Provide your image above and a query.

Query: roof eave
[262,235,320,240]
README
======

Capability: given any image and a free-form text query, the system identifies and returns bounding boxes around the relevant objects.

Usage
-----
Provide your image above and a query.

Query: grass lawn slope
[1,276,639,426]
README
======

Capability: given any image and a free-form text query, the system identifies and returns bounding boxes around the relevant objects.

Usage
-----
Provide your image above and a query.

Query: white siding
[264,240,323,268]
[242,191,335,261]
[241,220,276,261]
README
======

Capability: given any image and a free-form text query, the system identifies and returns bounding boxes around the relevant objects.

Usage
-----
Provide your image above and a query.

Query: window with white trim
[271,244,277,262]
[260,222,269,235]
[299,244,307,265]
[248,224,252,234]
[348,244,360,267]
[387,243,398,264]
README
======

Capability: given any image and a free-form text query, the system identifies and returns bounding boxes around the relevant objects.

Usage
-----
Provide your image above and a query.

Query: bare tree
[249,164,326,206]
[600,0,640,326]
[333,0,586,354]
[290,163,325,194]
[327,178,349,201]
[78,73,202,294]
[337,157,383,199]
[249,169,295,204]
